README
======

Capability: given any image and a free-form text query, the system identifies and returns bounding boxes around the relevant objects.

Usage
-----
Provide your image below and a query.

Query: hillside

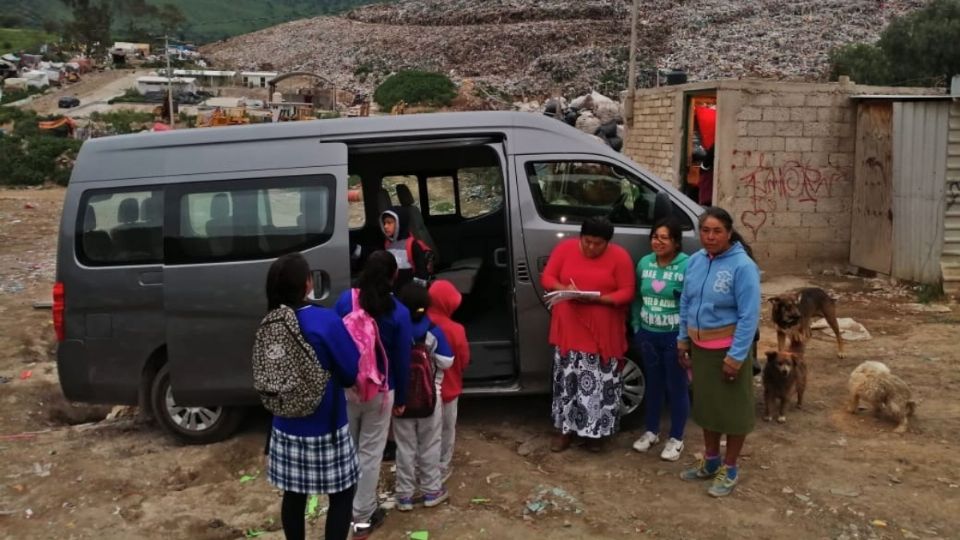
[203,0,928,99]
[0,0,388,43]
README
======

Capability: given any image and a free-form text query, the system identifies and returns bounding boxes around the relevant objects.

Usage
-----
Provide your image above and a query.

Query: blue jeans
[635,328,690,440]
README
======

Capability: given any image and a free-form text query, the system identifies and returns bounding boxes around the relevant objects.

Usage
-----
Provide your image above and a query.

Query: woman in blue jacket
[677,207,761,498]
[265,253,360,540]
[335,250,412,539]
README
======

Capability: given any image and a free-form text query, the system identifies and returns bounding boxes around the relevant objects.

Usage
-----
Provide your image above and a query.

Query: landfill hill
[202,0,927,99]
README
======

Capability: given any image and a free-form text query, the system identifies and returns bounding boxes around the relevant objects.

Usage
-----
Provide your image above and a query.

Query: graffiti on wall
[948,180,960,211]
[735,151,848,240]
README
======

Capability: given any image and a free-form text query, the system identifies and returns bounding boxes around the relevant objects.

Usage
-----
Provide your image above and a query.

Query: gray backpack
[252,305,330,417]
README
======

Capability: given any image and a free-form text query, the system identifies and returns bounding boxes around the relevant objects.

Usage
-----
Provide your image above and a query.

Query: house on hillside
[136,76,197,95]
[241,71,278,89]
[113,42,151,57]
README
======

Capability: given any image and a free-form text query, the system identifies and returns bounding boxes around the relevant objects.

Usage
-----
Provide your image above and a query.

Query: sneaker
[632,431,660,453]
[679,457,720,481]
[441,467,453,484]
[423,488,449,508]
[395,495,415,512]
[660,438,684,462]
[707,466,739,497]
[352,508,386,539]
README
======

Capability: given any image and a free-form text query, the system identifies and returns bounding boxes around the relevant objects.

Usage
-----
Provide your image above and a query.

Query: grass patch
[0,85,47,105]
[0,27,56,55]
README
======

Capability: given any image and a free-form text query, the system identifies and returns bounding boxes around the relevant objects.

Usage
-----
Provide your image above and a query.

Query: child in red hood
[427,280,470,483]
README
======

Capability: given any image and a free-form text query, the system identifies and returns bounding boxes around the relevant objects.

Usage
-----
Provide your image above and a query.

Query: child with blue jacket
[264,253,360,540]
[393,283,454,511]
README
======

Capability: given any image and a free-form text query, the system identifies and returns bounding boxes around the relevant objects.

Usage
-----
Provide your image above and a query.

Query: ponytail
[357,250,398,318]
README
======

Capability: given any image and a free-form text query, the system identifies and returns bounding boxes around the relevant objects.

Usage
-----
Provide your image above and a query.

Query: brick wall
[623,89,678,186]
[717,86,857,268]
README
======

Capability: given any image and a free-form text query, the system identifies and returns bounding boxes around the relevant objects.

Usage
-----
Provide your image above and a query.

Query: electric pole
[165,35,175,128]
[624,0,639,128]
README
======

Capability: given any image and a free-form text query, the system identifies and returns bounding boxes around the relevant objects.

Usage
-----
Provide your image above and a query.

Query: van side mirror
[652,192,673,225]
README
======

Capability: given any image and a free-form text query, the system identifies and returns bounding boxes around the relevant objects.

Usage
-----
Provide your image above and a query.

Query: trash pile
[202,0,925,99]
[539,91,625,151]
[523,484,583,517]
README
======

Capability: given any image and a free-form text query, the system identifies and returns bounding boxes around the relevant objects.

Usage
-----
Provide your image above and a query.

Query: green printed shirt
[631,252,689,333]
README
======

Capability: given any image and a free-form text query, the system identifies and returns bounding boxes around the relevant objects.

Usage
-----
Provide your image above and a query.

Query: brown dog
[769,287,845,358]
[762,344,808,423]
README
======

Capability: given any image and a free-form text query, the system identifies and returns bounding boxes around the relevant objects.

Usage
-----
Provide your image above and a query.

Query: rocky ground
[202,0,926,99]
[1,187,959,539]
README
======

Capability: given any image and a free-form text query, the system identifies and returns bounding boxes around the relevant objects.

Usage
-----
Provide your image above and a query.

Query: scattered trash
[239,470,260,484]
[829,488,861,498]
[485,473,502,484]
[811,318,872,341]
[305,495,327,518]
[781,487,794,494]
[887,475,902,484]
[523,485,582,517]
[25,508,33,519]
[32,301,53,310]
[795,494,811,503]
[0,375,11,384]
[0,280,25,294]
[19,370,33,380]
[901,303,951,313]
[517,438,537,457]
[785,509,794,517]
[410,532,429,540]
[33,463,51,477]
[470,498,491,504]
[244,529,263,538]
[870,519,888,528]
[901,529,921,539]
[24,203,37,210]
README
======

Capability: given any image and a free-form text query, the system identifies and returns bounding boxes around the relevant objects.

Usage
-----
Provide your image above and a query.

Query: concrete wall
[624,78,939,270]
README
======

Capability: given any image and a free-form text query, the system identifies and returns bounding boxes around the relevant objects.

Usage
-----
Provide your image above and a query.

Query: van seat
[82,205,112,261]
[205,193,234,256]
[435,257,483,294]
[395,184,439,257]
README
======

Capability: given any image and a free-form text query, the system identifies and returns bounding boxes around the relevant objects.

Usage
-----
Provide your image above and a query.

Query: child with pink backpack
[335,251,412,539]
[393,283,454,511]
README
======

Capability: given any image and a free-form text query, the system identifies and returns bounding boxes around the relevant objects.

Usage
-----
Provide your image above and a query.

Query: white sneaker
[660,438,684,461]
[632,431,660,453]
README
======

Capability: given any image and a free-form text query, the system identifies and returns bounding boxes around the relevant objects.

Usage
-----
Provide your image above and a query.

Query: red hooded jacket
[427,280,470,402]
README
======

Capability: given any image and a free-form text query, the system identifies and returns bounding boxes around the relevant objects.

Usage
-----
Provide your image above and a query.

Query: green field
[0,0,388,44]
[0,27,57,54]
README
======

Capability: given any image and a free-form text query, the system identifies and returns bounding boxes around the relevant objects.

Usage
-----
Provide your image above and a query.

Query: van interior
[346,139,515,385]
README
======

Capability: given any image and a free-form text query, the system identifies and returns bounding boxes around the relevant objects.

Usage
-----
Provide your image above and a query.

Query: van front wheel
[150,364,244,444]
[619,356,646,418]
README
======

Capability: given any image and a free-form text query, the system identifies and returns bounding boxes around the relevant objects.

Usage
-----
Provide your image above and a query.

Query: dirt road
[24,70,142,117]
[1,187,958,539]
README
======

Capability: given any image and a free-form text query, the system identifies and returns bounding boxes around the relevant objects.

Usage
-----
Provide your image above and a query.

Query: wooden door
[850,102,894,273]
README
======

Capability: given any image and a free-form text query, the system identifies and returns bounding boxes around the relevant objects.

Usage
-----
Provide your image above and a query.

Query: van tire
[149,364,244,444]
[619,355,646,419]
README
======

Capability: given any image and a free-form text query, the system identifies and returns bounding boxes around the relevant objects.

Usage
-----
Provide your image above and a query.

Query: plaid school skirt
[268,424,358,494]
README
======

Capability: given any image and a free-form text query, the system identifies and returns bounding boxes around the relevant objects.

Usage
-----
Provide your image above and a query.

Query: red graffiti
[737,153,847,240]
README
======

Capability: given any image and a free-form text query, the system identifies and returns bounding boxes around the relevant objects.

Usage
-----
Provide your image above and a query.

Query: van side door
[162,143,350,406]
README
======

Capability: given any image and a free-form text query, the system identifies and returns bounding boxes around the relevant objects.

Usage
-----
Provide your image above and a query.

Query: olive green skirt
[691,344,755,435]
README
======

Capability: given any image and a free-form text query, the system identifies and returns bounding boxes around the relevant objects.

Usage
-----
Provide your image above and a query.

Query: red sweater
[427,280,471,403]
[541,239,636,361]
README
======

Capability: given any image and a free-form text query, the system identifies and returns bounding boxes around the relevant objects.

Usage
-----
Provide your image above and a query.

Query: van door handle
[493,247,508,268]
[310,270,330,301]
[138,271,163,286]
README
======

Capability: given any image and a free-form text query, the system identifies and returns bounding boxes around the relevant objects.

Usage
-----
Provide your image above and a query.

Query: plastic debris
[410,532,429,540]
[239,470,260,484]
[523,485,582,516]
[19,370,32,380]
[244,529,263,538]
[471,498,491,504]
[871,520,888,528]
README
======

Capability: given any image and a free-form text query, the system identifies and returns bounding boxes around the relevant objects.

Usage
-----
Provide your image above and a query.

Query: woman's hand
[392,405,406,417]
[678,348,691,369]
[721,361,740,382]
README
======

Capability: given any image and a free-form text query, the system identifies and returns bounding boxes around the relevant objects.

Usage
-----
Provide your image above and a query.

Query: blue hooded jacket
[677,242,760,363]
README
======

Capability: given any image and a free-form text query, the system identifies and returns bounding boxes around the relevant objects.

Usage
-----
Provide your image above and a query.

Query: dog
[762,343,807,423]
[847,361,916,433]
[769,287,845,358]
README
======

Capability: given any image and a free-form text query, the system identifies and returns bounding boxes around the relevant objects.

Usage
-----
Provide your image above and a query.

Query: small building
[169,69,237,89]
[113,42,151,57]
[241,71,278,89]
[136,76,197,95]
[21,70,49,89]
[623,78,946,277]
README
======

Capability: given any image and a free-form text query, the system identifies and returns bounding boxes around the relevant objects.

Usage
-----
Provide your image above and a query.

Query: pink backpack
[343,289,389,402]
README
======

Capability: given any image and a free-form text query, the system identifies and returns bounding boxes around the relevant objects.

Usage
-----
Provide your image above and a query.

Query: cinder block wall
[625,79,936,270]
[623,89,679,186]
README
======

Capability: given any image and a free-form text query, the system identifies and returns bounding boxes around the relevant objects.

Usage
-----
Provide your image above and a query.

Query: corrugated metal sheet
[891,101,950,284]
[942,102,960,296]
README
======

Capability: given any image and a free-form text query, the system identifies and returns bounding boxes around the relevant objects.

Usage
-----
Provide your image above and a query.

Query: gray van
[55,111,702,443]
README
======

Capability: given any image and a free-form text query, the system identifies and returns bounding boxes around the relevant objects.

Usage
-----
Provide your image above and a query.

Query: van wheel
[619,356,646,417]
[150,364,244,444]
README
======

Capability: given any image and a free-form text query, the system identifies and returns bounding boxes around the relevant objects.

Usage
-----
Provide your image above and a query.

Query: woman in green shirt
[630,219,690,461]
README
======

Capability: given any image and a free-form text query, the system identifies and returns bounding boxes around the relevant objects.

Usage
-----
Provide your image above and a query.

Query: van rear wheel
[619,355,646,418]
[150,364,244,444]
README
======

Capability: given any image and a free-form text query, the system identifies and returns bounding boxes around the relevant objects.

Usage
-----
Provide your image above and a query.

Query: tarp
[38,117,77,131]
[694,105,717,150]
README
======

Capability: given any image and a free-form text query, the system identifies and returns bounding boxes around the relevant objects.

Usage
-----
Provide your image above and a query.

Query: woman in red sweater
[542,217,636,452]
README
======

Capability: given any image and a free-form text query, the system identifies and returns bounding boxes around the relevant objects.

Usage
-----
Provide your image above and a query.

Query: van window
[166,176,334,264]
[348,174,365,229]
[459,166,503,218]
[77,189,163,265]
[426,176,456,216]
[382,175,419,209]
[525,161,661,227]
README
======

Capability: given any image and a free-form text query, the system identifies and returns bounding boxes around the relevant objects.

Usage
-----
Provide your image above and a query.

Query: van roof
[70,111,626,183]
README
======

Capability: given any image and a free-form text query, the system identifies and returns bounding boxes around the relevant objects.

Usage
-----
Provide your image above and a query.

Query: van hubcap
[620,357,645,416]
[164,387,223,432]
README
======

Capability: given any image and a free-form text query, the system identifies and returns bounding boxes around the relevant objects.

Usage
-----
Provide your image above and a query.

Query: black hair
[266,253,311,310]
[650,218,684,248]
[699,206,755,260]
[357,250,398,318]
[397,282,430,323]
[580,216,614,241]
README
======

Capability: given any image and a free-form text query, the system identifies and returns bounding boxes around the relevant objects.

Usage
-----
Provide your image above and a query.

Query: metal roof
[850,94,953,101]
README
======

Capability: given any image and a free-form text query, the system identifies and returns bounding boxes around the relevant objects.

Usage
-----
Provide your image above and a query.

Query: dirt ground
[1,187,959,540]
[23,70,144,117]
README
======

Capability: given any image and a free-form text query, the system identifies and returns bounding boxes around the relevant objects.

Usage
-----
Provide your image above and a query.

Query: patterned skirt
[551,347,622,438]
[268,424,359,494]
